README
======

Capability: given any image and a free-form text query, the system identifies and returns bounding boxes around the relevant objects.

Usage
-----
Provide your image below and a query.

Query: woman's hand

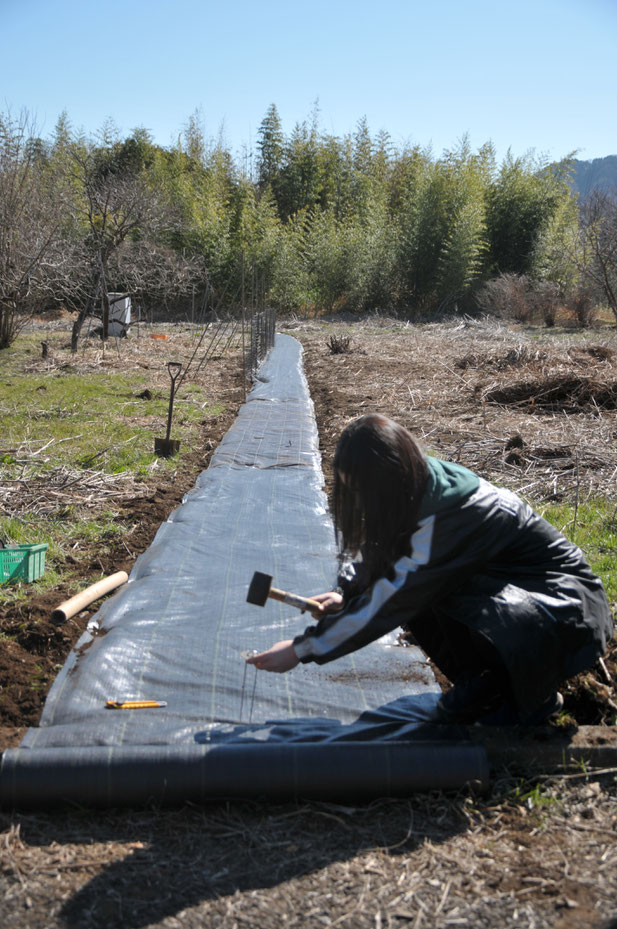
[245,593,344,672]
[308,591,344,618]
[246,640,299,673]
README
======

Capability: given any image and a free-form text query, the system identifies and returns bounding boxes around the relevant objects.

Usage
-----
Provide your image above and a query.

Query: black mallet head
[247,571,273,607]
[246,572,323,613]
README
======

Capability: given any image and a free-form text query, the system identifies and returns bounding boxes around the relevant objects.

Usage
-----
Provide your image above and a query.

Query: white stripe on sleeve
[304,515,436,658]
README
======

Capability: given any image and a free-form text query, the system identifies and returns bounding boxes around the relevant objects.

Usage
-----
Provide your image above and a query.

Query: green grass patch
[0,511,128,603]
[0,332,229,596]
[510,780,559,810]
[538,498,617,602]
[0,369,214,476]
[0,355,225,473]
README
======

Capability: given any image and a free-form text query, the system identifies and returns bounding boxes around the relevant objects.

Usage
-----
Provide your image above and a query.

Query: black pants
[405,610,511,695]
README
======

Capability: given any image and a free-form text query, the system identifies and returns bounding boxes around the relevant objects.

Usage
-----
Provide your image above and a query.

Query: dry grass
[1,777,616,928]
[1,465,146,518]
[297,316,617,506]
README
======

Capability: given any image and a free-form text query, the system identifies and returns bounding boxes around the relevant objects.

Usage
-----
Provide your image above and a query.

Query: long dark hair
[333,414,429,584]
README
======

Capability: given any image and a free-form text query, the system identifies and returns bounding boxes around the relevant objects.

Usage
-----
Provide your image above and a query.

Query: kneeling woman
[248,414,613,725]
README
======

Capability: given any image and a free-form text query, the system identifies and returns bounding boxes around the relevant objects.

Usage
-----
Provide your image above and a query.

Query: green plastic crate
[0,543,48,585]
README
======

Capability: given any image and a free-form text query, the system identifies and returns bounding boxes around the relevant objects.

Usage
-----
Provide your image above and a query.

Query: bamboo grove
[1,103,613,347]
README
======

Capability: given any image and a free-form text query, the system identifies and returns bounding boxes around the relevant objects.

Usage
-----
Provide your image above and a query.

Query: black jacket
[293,460,613,713]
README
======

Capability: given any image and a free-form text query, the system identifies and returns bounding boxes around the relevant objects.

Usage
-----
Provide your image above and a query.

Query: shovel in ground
[154,361,182,457]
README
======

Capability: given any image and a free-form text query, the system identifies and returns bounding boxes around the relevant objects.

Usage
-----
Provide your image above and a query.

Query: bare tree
[0,110,68,348]
[107,242,208,319]
[577,190,617,321]
[69,145,175,350]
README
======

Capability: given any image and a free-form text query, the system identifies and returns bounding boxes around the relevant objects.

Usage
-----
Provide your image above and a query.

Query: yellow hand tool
[106,700,167,710]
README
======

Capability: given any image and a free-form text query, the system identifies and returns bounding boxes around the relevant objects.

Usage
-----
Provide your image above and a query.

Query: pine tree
[183,108,207,166]
[256,104,284,193]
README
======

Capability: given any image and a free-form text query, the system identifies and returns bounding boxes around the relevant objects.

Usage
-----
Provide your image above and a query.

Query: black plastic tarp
[0,334,488,806]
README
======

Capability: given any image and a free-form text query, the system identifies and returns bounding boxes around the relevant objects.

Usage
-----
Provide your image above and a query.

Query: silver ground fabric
[0,334,488,805]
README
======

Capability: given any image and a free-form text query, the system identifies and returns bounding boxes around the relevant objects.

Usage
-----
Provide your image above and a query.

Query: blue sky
[2,0,615,165]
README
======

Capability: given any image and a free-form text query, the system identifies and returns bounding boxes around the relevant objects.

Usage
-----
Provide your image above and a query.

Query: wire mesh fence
[73,262,277,401]
[245,308,276,381]
[173,306,276,397]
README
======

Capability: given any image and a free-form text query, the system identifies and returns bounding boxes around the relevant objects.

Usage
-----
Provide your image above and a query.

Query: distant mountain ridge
[570,155,617,197]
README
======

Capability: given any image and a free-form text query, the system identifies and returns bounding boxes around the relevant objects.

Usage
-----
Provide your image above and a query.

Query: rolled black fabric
[0,741,488,808]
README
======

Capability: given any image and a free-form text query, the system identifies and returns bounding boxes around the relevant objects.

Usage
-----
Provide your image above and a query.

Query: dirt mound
[569,344,615,363]
[457,344,614,375]
[484,374,617,412]
[456,346,548,370]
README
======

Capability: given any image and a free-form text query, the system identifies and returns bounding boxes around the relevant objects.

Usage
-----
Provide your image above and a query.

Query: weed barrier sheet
[0,335,488,806]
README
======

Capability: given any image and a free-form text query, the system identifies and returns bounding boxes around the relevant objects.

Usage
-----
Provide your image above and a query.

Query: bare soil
[1,316,616,929]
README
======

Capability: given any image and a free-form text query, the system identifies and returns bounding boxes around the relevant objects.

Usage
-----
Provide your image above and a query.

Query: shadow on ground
[23,796,470,928]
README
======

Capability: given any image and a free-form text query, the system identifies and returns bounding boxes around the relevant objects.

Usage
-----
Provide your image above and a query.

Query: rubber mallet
[247,571,322,613]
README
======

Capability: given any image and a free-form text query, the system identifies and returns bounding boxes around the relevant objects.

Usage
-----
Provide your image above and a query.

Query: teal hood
[418,457,480,520]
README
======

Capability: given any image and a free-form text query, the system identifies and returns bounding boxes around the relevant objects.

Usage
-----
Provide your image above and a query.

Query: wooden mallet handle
[267,586,323,613]
[247,570,322,612]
